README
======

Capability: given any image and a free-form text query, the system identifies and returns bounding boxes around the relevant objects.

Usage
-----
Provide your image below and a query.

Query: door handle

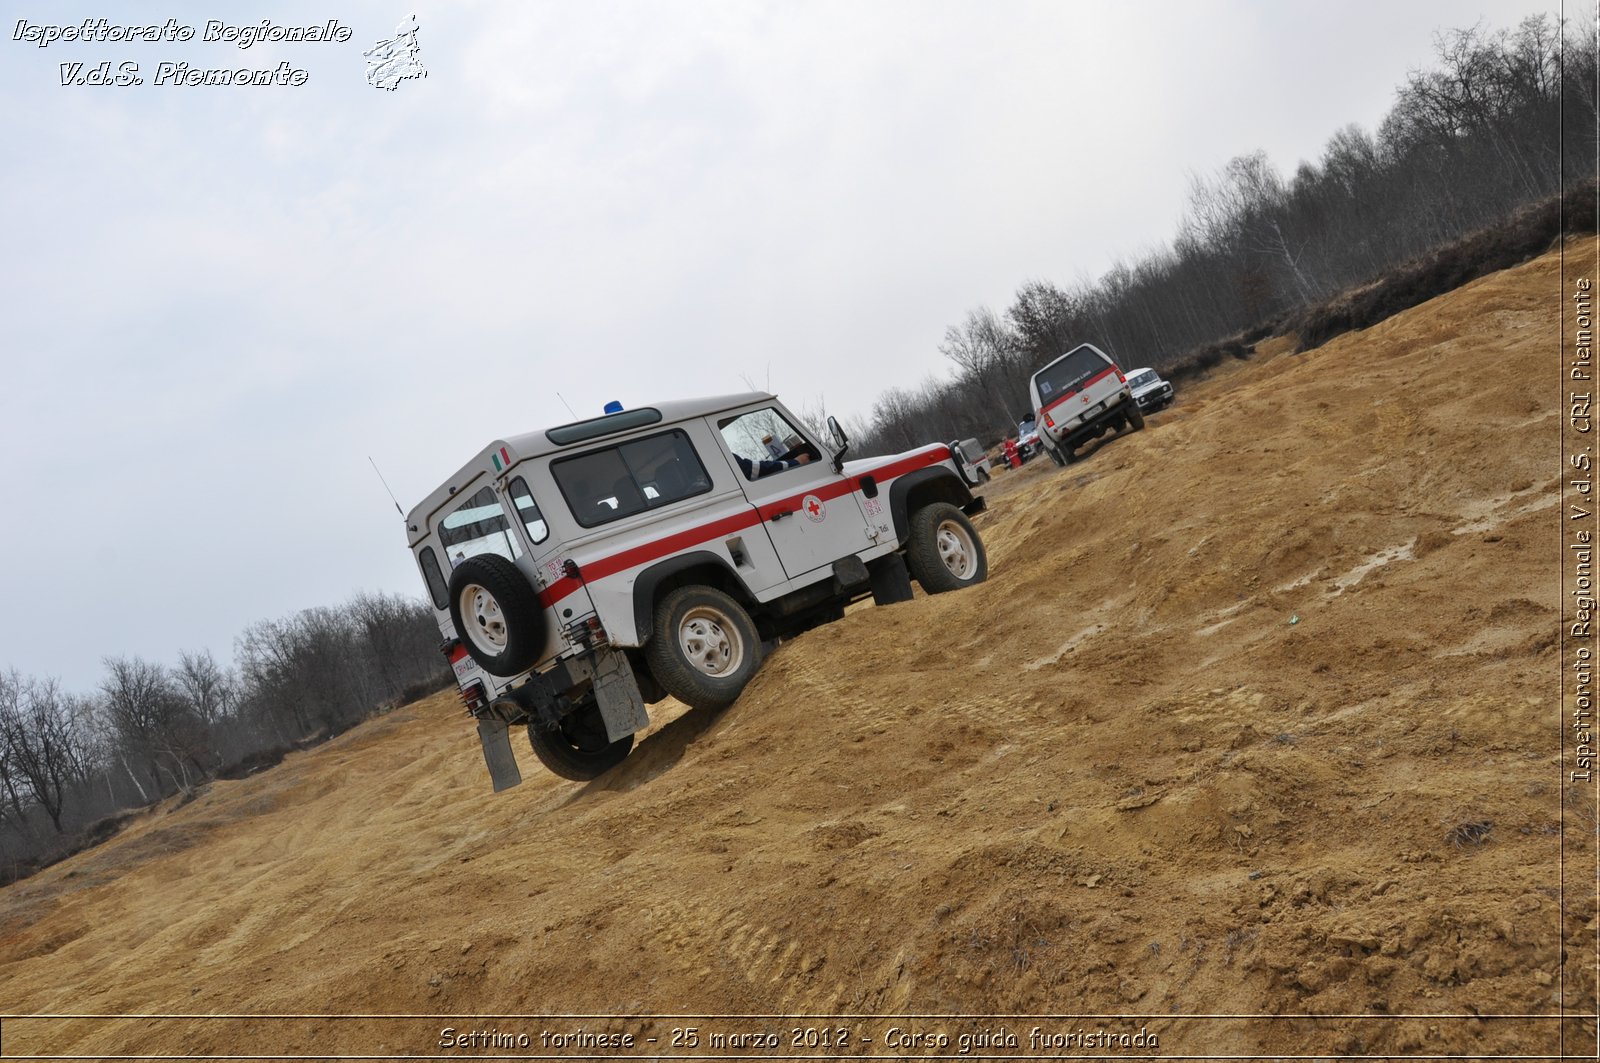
[770,509,792,521]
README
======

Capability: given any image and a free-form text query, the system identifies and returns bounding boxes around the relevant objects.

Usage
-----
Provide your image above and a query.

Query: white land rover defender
[404,393,990,788]
[1029,342,1144,466]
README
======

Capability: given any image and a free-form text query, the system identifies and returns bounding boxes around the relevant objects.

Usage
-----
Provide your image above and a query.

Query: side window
[718,407,817,479]
[439,485,523,566]
[507,476,548,545]
[552,429,712,528]
[418,547,448,610]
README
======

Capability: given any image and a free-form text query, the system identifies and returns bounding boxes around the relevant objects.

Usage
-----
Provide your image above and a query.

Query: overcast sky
[0,0,1572,689]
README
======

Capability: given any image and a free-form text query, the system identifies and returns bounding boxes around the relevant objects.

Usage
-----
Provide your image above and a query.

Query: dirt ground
[1,241,1595,1060]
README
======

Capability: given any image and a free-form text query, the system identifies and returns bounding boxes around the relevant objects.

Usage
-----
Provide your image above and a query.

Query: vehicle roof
[404,392,773,542]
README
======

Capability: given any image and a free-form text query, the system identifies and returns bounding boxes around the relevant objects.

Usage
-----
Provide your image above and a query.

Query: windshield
[1127,370,1157,389]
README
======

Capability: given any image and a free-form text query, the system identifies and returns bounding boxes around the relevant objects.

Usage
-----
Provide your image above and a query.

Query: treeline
[0,591,448,883]
[847,14,1597,456]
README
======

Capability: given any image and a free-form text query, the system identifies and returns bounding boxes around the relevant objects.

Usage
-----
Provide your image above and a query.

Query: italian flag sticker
[492,446,511,472]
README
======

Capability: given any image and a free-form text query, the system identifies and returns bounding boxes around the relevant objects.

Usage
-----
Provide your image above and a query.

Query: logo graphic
[802,495,825,522]
[364,13,426,90]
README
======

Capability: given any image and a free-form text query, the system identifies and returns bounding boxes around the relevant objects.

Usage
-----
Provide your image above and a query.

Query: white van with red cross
[403,393,989,788]
[1029,342,1144,465]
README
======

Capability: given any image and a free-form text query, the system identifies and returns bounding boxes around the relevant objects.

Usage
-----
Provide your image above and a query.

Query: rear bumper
[1047,392,1134,449]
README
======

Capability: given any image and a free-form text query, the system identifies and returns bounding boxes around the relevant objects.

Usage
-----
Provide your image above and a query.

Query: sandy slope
[1,241,1594,1060]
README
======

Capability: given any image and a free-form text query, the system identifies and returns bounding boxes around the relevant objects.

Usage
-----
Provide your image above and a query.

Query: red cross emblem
[802,494,825,522]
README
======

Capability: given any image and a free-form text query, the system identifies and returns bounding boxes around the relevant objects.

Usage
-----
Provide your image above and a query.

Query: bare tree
[174,649,233,729]
[99,656,182,798]
[0,676,86,832]
[0,671,31,828]
[939,306,1020,434]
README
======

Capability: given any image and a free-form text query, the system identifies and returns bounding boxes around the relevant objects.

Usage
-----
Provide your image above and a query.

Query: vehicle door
[438,477,592,672]
[715,403,875,582]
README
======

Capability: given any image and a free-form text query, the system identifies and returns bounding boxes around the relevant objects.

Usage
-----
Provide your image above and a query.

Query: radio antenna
[368,456,404,518]
[555,391,578,418]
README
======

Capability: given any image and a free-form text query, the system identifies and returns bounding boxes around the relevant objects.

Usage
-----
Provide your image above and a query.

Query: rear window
[552,429,712,528]
[418,547,448,610]
[439,485,524,567]
[1035,345,1113,400]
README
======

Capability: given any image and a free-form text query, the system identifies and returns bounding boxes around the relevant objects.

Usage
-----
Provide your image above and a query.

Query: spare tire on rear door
[447,554,546,676]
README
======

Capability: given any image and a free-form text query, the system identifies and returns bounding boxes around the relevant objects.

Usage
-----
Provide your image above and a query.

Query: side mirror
[826,415,850,472]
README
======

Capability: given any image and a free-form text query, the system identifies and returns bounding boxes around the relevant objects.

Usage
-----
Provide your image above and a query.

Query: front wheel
[906,503,988,593]
[526,699,633,781]
[645,586,762,710]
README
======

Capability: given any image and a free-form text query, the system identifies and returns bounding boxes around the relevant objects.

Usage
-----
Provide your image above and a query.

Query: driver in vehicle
[735,448,812,480]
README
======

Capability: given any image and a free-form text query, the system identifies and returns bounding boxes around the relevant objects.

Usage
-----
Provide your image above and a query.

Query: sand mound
[1,241,1592,1059]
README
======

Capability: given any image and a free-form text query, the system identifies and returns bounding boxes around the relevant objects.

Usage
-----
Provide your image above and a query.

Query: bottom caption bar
[0,1012,1583,1059]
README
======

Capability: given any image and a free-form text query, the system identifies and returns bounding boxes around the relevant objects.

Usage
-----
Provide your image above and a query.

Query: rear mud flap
[476,717,523,792]
[591,648,651,743]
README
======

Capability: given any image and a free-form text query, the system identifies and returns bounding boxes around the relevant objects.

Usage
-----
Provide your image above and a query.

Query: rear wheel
[906,503,988,593]
[526,699,633,780]
[1044,439,1066,467]
[1126,402,1146,431]
[646,586,762,710]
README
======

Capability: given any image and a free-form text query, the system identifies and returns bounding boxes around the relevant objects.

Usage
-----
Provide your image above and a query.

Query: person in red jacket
[1002,437,1020,469]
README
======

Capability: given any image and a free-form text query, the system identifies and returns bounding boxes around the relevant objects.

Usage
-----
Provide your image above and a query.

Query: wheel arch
[889,468,975,545]
[631,551,759,647]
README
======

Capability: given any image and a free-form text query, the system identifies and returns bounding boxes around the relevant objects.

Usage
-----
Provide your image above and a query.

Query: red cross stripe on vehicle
[529,445,950,609]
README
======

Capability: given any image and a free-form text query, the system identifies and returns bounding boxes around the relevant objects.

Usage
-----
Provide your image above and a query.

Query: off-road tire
[448,554,546,676]
[906,502,988,593]
[645,586,762,710]
[1126,402,1146,431]
[527,700,633,780]
[1044,439,1066,467]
